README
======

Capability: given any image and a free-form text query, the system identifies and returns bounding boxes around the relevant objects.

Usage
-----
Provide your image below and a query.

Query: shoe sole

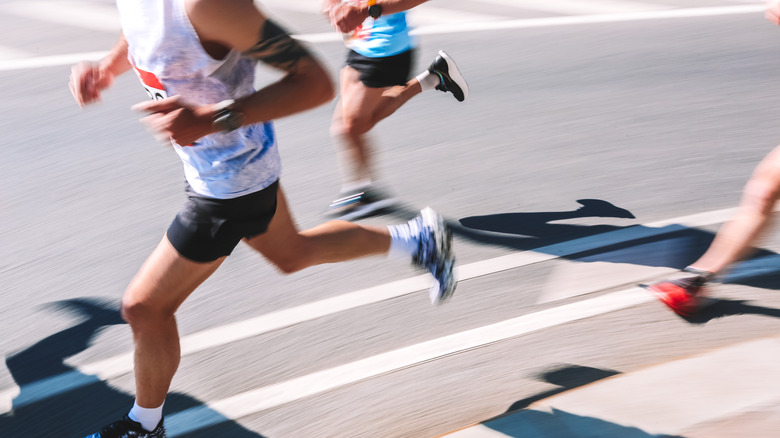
[437,50,469,102]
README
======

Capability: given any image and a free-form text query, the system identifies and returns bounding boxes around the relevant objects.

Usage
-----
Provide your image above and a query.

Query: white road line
[0,0,774,422]
[0,46,32,61]
[476,0,667,15]
[255,0,321,14]
[0,5,765,72]
[0,205,758,414]
[409,6,505,27]
[0,51,111,71]
[165,287,655,436]
[411,5,765,36]
[4,1,121,33]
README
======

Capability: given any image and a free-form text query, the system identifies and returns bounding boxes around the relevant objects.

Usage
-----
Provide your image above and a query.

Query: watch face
[368,4,381,18]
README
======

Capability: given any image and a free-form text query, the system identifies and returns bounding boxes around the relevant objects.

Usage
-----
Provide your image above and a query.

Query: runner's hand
[132,96,215,146]
[69,61,114,107]
[767,0,780,25]
[321,0,341,16]
[327,2,365,33]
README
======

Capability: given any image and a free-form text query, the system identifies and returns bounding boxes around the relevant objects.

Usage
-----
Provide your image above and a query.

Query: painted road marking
[411,5,765,36]
[0,1,775,428]
[164,287,655,436]
[0,5,766,71]
[2,204,771,414]
[477,0,668,15]
[4,1,120,32]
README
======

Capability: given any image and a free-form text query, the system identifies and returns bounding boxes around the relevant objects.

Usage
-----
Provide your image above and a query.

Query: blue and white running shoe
[410,207,457,304]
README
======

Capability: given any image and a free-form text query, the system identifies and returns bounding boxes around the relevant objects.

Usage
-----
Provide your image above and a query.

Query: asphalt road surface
[2,1,780,437]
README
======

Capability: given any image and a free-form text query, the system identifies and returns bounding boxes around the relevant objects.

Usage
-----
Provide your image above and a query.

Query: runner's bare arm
[69,34,132,107]
[768,0,780,25]
[187,0,334,122]
[131,0,334,146]
[327,0,429,33]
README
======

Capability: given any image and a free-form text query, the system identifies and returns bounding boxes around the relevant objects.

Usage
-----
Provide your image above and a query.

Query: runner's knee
[266,254,308,274]
[121,297,173,329]
[336,115,372,137]
[742,177,780,216]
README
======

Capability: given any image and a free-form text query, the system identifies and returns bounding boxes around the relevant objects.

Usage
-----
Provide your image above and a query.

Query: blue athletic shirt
[344,2,416,58]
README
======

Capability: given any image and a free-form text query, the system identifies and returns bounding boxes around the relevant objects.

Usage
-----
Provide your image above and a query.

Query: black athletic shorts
[167,180,279,262]
[345,49,415,88]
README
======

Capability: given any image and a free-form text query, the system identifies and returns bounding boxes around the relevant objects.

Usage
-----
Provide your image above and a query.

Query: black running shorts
[345,49,415,88]
[167,181,279,262]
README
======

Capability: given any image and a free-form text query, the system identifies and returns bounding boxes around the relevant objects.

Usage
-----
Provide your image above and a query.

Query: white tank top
[116,0,281,199]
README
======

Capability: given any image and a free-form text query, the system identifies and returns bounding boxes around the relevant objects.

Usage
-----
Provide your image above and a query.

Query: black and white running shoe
[84,416,166,438]
[428,50,469,102]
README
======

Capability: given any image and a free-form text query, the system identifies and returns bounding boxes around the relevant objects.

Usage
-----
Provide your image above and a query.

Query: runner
[647,0,780,317]
[323,0,469,218]
[69,0,456,436]
[647,145,780,316]
[649,0,780,316]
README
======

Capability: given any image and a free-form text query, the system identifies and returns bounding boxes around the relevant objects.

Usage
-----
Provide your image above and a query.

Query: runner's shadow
[384,199,780,291]
[486,408,685,438]
[459,199,636,247]
[383,199,638,252]
[385,198,711,267]
[0,298,266,437]
[492,364,683,438]
[677,298,780,325]
[505,364,621,413]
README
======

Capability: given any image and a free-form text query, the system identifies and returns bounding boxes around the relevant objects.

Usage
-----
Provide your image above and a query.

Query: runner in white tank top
[68,0,457,435]
[118,0,281,199]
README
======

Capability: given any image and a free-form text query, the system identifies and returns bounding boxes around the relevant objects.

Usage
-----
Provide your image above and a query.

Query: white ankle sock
[128,400,164,432]
[387,223,419,258]
[416,70,440,92]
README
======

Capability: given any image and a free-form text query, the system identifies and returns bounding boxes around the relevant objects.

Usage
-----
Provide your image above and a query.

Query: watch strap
[212,99,243,133]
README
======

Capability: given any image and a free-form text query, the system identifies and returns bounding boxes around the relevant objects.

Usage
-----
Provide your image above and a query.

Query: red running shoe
[647,276,706,317]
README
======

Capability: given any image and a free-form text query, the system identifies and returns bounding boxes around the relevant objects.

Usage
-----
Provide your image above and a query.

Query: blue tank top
[344,4,416,57]
[116,0,282,199]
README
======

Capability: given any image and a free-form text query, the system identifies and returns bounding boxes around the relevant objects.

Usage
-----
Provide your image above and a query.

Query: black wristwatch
[368,1,382,19]
[212,99,244,133]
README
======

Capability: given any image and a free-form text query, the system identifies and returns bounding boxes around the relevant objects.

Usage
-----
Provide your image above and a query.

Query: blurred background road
[2,0,780,436]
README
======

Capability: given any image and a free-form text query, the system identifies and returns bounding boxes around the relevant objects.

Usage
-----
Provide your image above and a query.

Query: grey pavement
[3,1,780,437]
[443,335,780,437]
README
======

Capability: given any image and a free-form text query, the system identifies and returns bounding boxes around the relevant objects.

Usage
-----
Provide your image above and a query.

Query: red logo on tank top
[133,65,168,101]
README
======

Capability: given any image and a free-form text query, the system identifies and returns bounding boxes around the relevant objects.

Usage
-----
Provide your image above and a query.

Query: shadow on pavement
[380,198,780,291]
[0,298,265,437]
[458,199,636,248]
[488,364,682,438]
[485,408,684,438]
[679,298,780,325]
[505,364,621,412]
